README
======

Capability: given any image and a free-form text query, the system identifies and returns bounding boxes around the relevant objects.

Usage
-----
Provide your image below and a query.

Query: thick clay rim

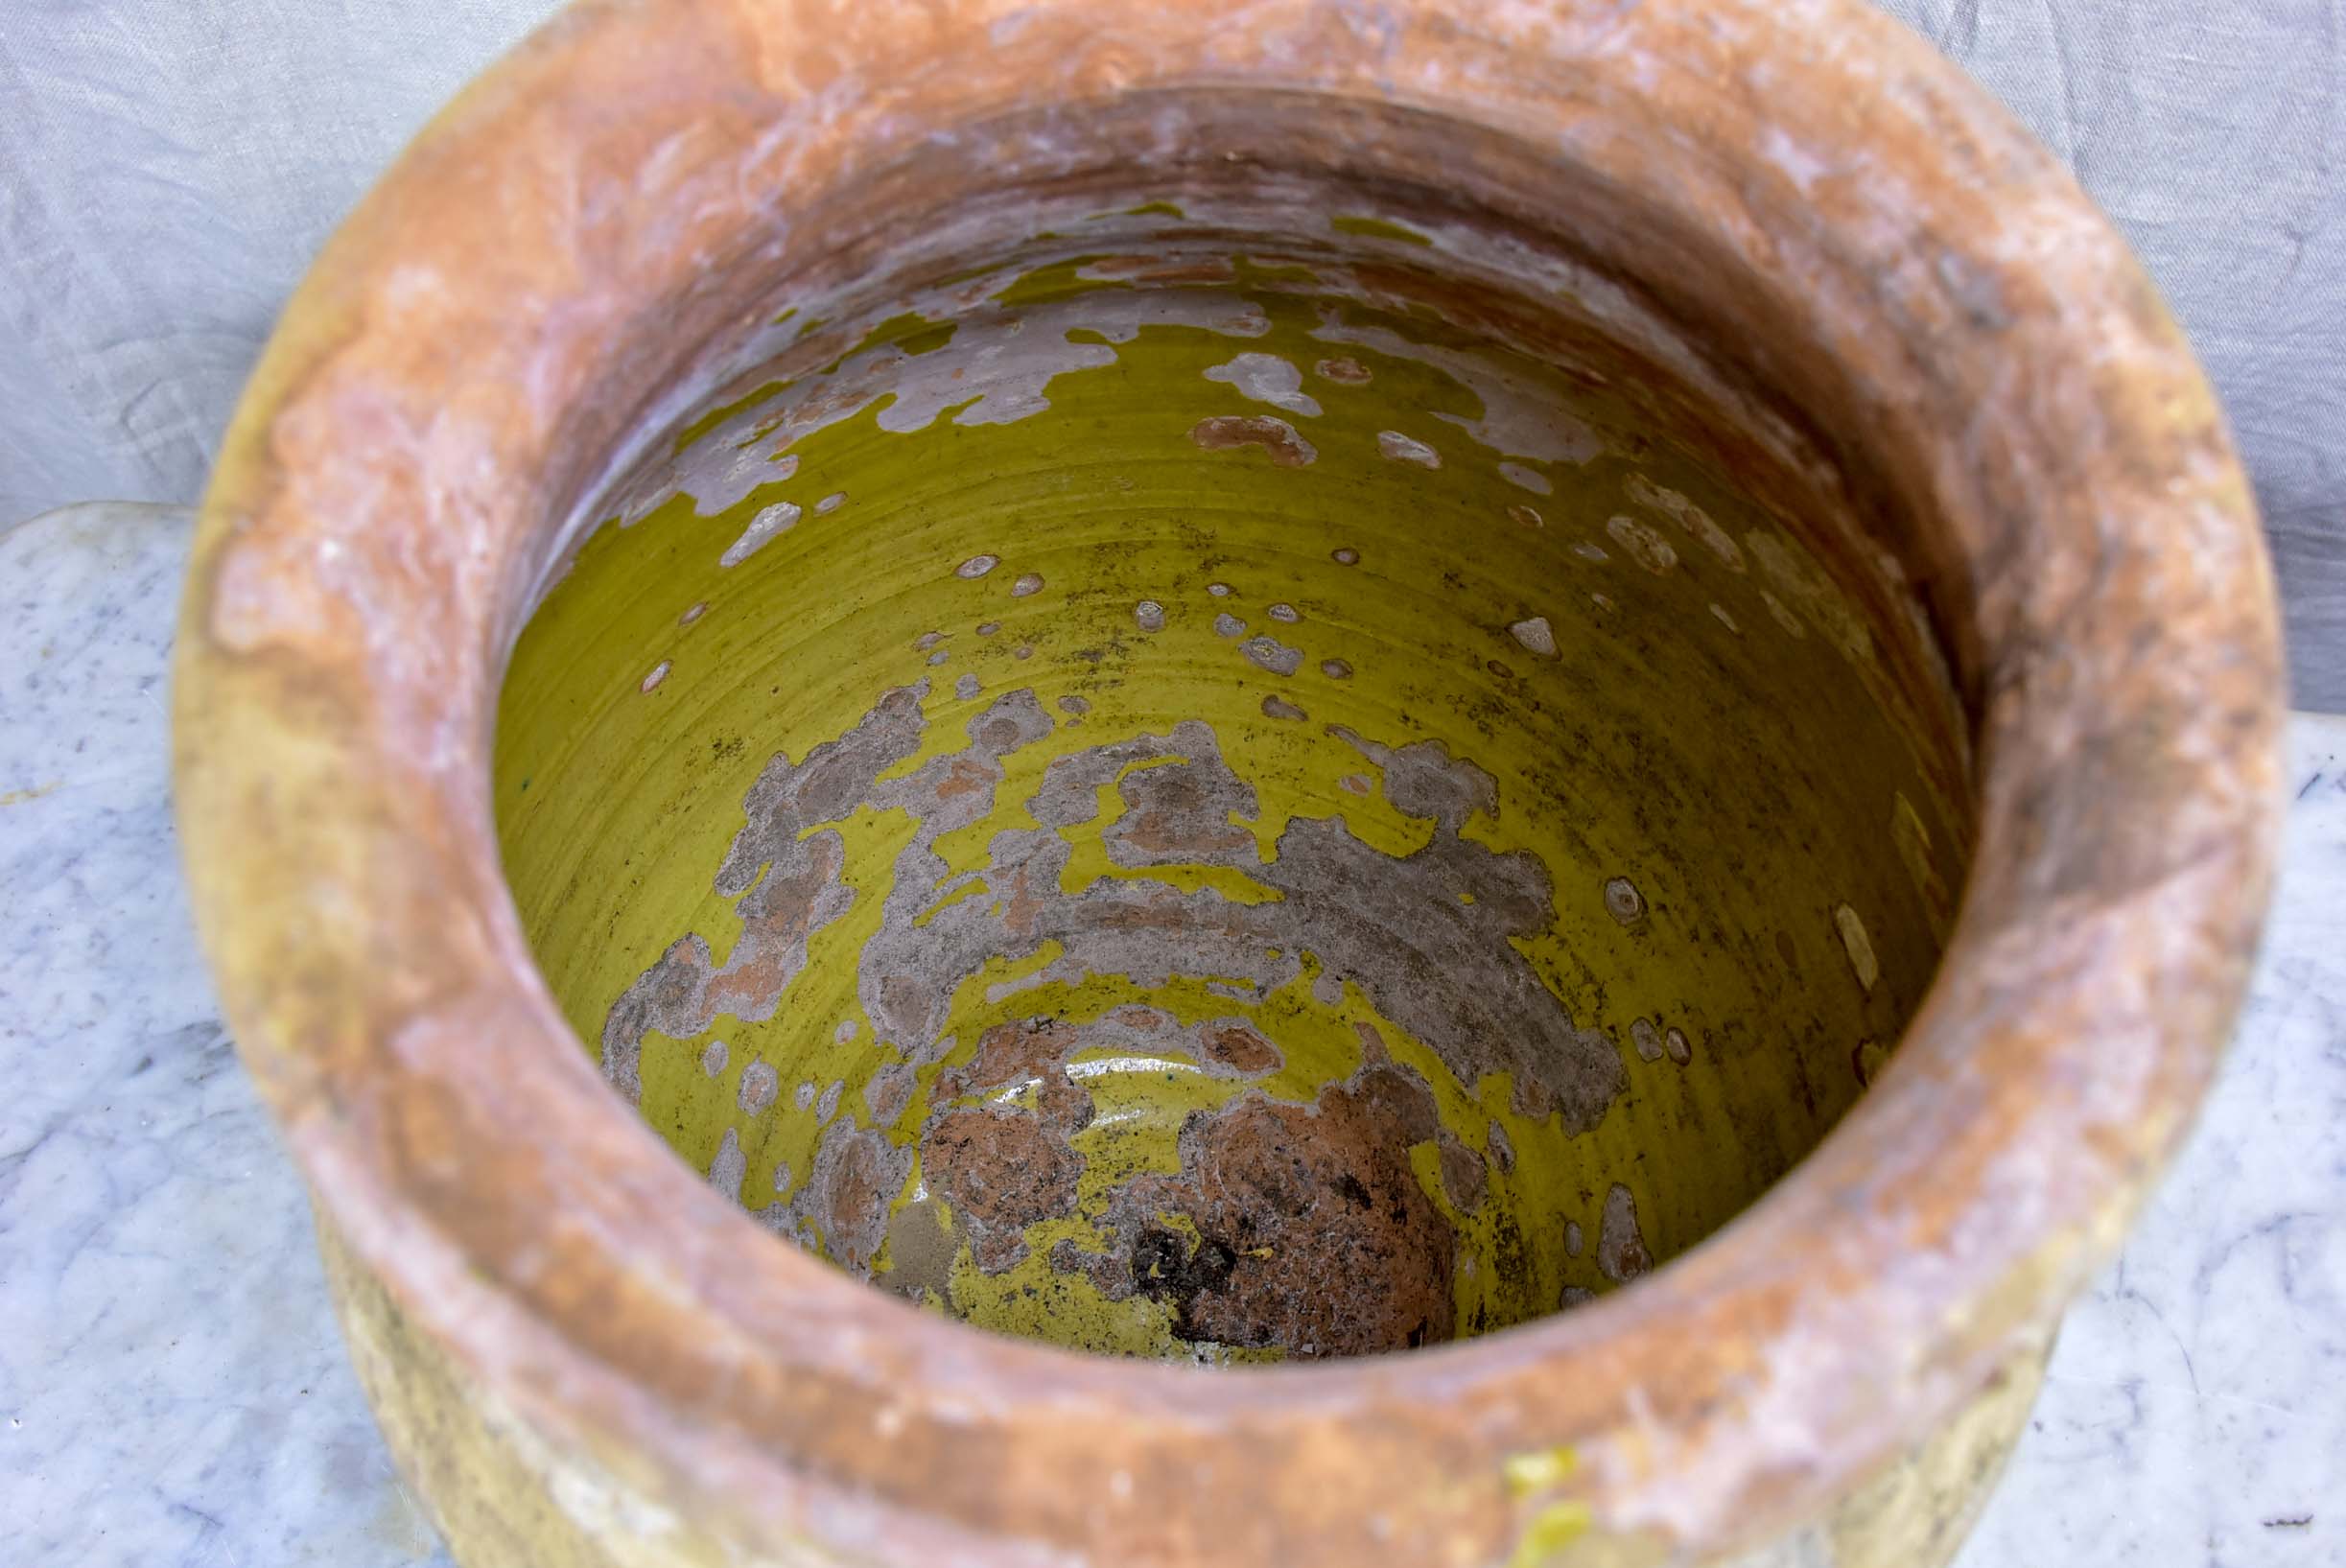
[174,0,2284,1560]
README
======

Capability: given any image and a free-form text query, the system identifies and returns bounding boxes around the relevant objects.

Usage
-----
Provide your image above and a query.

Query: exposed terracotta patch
[1597,1182,1652,1284]
[1084,253,1238,286]
[1606,513,1677,573]
[944,1018,1080,1097]
[923,1106,1083,1272]
[1058,1063,1459,1356]
[1762,588,1807,639]
[802,1125,909,1274]
[1626,473,1744,571]
[1438,1136,1488,1215]
[739,1060,780,1112]
[879,1196,956,1300]
[1189,413,1317,466]
[1835,902,1880,991]
[1509,617,1559,659]
[1377,430,1442,468]
[721,501,800,567]
[1201,1022,1281,1074]
[1240,635,1303,675]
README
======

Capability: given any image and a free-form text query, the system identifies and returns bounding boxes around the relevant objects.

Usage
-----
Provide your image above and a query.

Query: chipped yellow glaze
[495,248,1966,1361]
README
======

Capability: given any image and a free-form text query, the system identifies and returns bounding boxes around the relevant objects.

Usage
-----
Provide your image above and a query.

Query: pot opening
[492,152,1973,1365]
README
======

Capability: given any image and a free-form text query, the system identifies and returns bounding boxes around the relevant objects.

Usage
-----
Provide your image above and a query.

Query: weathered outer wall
[325,1202,2049,1568]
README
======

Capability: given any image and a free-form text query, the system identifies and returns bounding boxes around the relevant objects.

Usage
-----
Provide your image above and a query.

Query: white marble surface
[0,506,447,1567]
[0,502,2337,1567]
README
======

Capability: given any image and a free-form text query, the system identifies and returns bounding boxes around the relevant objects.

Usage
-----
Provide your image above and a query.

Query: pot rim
[173,0,2284,1559]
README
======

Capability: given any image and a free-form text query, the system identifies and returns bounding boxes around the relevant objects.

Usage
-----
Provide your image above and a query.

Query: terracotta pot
[174,0,2285,1563]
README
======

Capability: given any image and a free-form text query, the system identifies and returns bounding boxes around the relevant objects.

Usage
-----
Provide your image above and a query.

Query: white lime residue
[1204,351,1323,416]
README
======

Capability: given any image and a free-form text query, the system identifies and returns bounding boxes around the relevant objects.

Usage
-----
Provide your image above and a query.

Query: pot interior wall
[492,193,1972,1365]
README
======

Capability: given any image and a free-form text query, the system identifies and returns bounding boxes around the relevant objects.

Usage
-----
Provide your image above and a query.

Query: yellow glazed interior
[492,205,1971,1364]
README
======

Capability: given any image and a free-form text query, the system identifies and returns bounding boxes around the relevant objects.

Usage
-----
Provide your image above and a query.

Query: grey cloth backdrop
[4,1,2338,703]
